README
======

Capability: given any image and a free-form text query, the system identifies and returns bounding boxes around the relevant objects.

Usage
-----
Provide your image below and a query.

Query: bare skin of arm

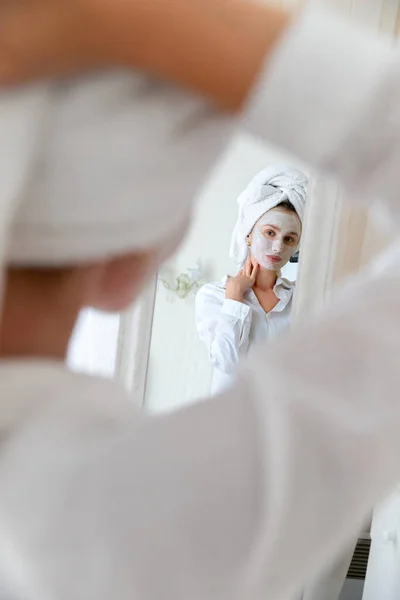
[0,0,291,110]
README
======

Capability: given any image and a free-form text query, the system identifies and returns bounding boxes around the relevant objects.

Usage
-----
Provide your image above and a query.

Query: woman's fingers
[251,261,259,282]
[245,256,252,277]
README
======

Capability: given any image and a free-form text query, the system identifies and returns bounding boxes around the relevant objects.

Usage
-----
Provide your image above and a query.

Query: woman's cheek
[251,233,272,268]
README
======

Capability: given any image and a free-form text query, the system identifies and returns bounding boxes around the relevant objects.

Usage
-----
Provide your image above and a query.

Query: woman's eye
[285,236,295,244]
[265,230,275,237]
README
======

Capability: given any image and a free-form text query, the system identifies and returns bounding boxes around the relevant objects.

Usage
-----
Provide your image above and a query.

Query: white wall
[145,133,308,413]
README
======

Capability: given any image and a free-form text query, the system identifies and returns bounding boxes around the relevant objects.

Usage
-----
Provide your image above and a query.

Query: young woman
[196,166,307,394]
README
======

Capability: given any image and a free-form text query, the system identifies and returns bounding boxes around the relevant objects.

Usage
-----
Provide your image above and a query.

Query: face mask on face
[250,208,301,271]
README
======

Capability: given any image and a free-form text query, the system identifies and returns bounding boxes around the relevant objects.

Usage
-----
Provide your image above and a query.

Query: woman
[196,166,307,394]
[0,2,400,600]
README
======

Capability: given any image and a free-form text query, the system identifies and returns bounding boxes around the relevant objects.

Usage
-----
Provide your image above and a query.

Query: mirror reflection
[144,136,309,412]
[196,165,307,395]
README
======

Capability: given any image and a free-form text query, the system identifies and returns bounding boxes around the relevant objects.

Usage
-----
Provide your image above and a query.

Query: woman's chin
[261,260,282,271]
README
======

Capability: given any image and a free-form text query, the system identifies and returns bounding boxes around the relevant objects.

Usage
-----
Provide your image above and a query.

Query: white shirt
[1,4,400,600]
[196,276,295,394]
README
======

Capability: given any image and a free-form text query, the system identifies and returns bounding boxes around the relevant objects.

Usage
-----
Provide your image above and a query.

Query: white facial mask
[250,208,301,271]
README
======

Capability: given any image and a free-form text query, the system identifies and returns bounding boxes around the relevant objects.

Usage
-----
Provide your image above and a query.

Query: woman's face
[250,207,301,271]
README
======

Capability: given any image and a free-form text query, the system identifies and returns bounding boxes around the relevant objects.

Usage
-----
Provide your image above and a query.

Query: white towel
[0,73,232,269]
[229,165,308,268]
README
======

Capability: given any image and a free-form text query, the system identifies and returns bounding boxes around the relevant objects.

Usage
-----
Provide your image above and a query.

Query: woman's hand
[226,257,258,303]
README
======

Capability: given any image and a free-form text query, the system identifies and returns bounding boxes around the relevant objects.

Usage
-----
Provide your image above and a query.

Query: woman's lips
[267,255,281,263]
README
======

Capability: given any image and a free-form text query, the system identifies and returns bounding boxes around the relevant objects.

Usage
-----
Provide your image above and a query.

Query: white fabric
[245,3,400,216]
[0,362,258,600]
[196,275,294,394]
[0,87,49,310]
[2,240,400,600]
[0,73,232,267]
[0,3,400,600]
[229,165,307,268]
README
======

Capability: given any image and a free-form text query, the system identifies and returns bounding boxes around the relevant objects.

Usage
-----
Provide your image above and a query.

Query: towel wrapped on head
[230,165,308,268]
[0,73,232,270]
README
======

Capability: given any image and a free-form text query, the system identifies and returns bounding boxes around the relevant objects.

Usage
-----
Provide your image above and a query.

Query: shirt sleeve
[96,243,400,600]
[195,284,252,374]
[5,245,400,600]
[244,3,400,222]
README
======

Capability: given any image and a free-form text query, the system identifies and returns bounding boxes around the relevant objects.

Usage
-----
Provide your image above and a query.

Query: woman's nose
[272,239,284,253]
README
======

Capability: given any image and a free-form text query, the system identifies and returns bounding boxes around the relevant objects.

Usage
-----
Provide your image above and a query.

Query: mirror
[115,129,391,600]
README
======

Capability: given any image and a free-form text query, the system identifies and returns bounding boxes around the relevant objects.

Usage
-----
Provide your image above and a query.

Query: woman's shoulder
[196,277,228,305]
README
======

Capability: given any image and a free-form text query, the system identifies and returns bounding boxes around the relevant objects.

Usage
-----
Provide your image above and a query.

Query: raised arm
[0,0,290,111]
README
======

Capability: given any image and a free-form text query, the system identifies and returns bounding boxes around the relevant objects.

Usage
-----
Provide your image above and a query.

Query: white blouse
[196,276,295,394]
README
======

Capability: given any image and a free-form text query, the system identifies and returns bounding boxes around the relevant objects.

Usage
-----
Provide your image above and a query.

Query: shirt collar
[222,274,295,312]
[273,275,295,312]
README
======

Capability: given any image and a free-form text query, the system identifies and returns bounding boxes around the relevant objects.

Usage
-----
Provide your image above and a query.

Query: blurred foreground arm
[0,0,290,111]
[2,0,400,218]
[4,244,400,600]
